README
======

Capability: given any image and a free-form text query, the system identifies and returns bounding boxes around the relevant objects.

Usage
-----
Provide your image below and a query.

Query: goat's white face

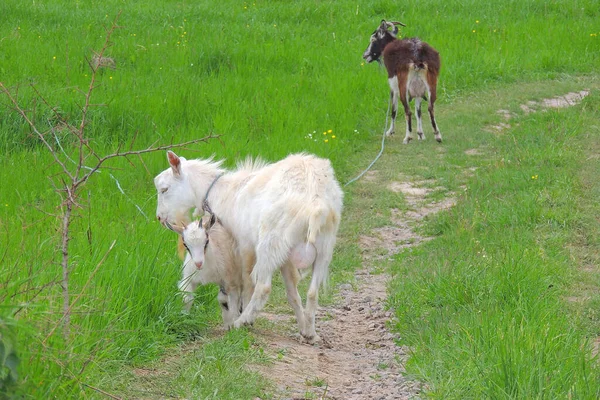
[182,220,209,269]
[155,151,196,226]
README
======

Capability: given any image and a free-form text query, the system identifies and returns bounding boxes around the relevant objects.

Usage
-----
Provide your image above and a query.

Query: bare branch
[0,83,75,181]
[74,133,219,189]
[42,240,116,345]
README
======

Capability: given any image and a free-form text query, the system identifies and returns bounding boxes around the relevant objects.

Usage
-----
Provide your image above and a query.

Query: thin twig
[72,134,219,189]
[42,240,116,345]
[80,383,123,399]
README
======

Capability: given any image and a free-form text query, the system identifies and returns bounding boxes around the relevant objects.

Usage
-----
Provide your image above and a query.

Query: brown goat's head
[362,20,406,63]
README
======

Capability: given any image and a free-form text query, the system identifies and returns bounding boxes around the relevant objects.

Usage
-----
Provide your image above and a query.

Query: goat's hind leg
[415,97,425,140]
[427,74,442,143]
[281,262,306,338]
[303,234,336,344]
[399,78,413,144]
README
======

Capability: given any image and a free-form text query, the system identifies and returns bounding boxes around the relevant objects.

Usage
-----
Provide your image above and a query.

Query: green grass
[389,91,600,398]
[1,0,599,398]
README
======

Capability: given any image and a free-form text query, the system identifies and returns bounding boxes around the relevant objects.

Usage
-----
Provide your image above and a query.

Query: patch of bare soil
[255,177,455,400]
[489,90,590,134]
[363,169,379,182]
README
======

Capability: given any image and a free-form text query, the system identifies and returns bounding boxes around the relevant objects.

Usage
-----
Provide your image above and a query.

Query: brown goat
[363,20,442,144]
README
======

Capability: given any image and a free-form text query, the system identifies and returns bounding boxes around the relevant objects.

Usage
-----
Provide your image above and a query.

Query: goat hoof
[233,318,254,329]
[233,320,244,329]
[302,333,321,345]
[436,136,442,143]
[417,133,425,140]
[403,137,413,144]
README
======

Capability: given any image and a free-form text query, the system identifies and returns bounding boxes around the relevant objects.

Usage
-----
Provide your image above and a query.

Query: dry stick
[59,202,73,337]
[80,383,123,400]
[42,240,116,345]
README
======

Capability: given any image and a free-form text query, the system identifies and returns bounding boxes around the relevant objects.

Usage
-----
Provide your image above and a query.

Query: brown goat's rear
[363,21,442,143]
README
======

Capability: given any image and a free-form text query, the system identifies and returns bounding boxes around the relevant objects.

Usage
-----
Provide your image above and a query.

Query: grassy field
[1,0,599,398]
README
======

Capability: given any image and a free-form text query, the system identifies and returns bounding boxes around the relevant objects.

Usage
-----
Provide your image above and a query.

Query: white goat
[168,214,245,328]
[155,151,343,343]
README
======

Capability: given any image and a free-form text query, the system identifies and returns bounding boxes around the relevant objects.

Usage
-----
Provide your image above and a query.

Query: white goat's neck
[183,158,226,210]
[196,158,265,231]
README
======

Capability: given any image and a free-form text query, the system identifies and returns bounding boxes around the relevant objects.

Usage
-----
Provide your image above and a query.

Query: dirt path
[254,176,456,400]
[254,89,591,400]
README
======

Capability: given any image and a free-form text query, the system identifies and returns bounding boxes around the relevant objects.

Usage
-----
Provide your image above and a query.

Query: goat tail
[306,200,329,244]
[305,199,339,292]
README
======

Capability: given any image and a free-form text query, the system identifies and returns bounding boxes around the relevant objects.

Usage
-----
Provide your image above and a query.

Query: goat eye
[160,187,168,194]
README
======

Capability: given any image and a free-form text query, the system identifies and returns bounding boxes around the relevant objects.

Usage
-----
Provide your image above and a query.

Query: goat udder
[289,243,317,270]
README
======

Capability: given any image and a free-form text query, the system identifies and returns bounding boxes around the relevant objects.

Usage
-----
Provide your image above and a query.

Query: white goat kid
[155,151,343,343]
[169,214,244,328]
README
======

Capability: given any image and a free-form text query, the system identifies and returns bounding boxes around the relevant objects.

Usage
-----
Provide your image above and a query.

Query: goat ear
[202,213,217,231]
[167,151,182,176]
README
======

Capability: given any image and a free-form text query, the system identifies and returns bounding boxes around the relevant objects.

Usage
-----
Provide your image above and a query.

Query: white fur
[178,217,244,329]
[386,76,400,137]
[156,152,344,343]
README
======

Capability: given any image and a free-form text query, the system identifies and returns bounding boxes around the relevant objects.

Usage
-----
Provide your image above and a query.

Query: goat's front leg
[179,256,199,313]
[217,288,234,328]
[233,275,272,328]
[234,241,282,328]
[241,252,255,310]
[385,89,398,137]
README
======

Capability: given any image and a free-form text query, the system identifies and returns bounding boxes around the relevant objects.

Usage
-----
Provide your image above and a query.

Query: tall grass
[390,95,600,398]
[0,0,599,397]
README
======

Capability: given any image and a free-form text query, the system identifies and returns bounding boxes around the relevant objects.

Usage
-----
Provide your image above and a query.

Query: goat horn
[165,221,184,235]
[391,21,406,27]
